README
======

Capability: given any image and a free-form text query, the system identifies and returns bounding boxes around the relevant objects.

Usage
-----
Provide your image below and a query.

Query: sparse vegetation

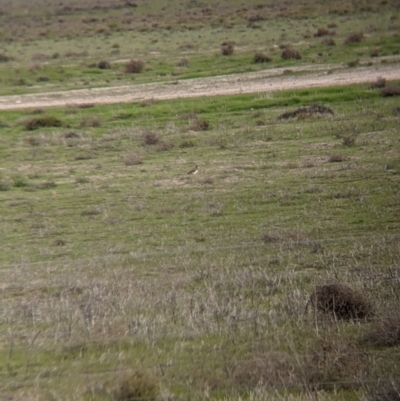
[281,47,302,60]
[253,52,271,63]
[23,115,63,130]
[125,59,144,73]
[221,41,235,56]
[345,32,364,44]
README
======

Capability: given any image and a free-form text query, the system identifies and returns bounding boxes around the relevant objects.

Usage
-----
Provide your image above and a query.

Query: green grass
[0,82,400,400]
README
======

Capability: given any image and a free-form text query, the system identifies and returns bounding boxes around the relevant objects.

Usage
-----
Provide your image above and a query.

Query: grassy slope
[0,83,399,400]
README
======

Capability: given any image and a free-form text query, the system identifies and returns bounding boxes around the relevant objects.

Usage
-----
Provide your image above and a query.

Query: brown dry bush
[176,58,189,67]
[125,59,144,73]
[302,336,368,391]
[281,47,301,60]
[278,104,334,120]
[344,32,364,44]
[189,118,209,131]
[369,77,386,89]
[314,28,329,37]
[142,131,159,145]
[111,370,159,401]
[307,283,373,321]
[221,42,234,56]
[328,154,346,163]
[124,154,142,166]
[80,116,101,128]
[24,115,63,130]
[0,53,10,62]
[253,52,271,63]
[362,315,400,347]
[97,60,111,69]
[381,84,400,97]
[322,38,336,46]
[179,140,195,148]
[156,140,174,152]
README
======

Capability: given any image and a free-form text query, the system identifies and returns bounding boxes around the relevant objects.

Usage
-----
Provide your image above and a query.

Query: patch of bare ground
[0,62,400,110]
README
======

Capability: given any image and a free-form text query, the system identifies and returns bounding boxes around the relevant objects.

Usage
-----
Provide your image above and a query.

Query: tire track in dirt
[0,63,399,110]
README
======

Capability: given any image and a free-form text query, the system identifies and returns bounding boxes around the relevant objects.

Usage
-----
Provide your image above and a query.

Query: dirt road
[0,62,399,110]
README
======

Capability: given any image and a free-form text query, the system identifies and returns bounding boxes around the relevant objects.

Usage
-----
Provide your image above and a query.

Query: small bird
[187,164,199,175]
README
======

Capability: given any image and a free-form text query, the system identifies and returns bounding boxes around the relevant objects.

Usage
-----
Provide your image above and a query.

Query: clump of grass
[221,41,234,56]
[281,47,301,60]
[179,140,195,148]
[142,131,159,145]
[253,52,271,63]
[26,136,42,147]
[98,60,111,69]
[322,38,336,46]
[80,116,101,128]
[369,77,386,89]
[314,27,329,37]
[303,336,367,391]
[124,154,143,166]
[189,118,209,131]
[381,84,400,97]
[12,173,29,188]
[307,282,373,320]
[347,59,360,67]
[278,104,333,120]
[111,370,159,401]
[364,378,400,401]
[156,140,174,152]
[176,58,189,67]
[0,180,11,191]
[344,32,364,44]
[362,314,400,347]
[36,181,57,190]
[24,115,63,131]
[125,59,144,73]
[328,154,346,162]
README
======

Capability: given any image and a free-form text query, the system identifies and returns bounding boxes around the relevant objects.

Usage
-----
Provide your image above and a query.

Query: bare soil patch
[0,63,399,110]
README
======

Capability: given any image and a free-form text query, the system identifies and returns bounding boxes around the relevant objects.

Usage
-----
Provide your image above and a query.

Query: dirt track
[0,62,399,110]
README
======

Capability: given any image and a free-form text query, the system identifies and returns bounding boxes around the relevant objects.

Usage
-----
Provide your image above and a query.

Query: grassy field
[1,81,400,400]
[1,0,400,400]
[0,0,399,95]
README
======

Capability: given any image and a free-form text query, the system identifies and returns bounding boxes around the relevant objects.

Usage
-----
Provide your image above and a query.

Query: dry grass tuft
[97,60,111,69]
[231,352,298,390]
[381,84,400,97]
[328,154,346,163]
[322,38,336,46]
[281,47,301,60]
[364,378,400,401]
[369,77,387,89]
[124,154,143,166]
[253,52,272,63]
[111,370,159,401]
[344,32,364,44]
[176,58,189,67]
[314,28,329,37]
[142,131,159,145]
[125,59,144,73]
[278,104,333,120]
[303,336,368,390]
[362,315,400,347]
[308,283,373,320]
[189,118,209,131]
[221,41,235,56]
[80,116,101,128]
[23,115,63,131]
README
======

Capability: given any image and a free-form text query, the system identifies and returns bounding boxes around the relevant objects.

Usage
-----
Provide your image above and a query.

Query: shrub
[24,116,63,130]
[278,104,334,120]
[307,282,373,320]
[328,154,346,162]
[381,84,400,97]
[322,38,336,46]
[253,52,271,63]
[281,48,301,60]
[176,58,189,67]
[124,154,143,166]
[179,140,195,148]
[142,131,159,145]
[98,60,111,69]
[369,77,386,89]
[344,32,364,44]
[314,28,329,37]
[125,59,144,73]
[112,370,159,401]
[189,118,209,131]
[221,42,234,56]
[80,116,100,128]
